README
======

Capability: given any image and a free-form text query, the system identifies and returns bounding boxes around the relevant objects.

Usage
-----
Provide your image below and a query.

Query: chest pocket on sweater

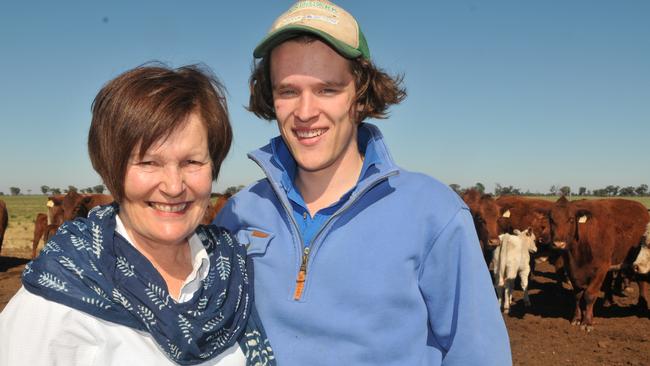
[236,228,273,255]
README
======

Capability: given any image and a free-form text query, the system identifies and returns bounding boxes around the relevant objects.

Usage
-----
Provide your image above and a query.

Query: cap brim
[253,25,363,59]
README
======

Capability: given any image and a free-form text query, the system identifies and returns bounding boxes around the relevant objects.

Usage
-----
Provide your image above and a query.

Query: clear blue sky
[1,0,649,195]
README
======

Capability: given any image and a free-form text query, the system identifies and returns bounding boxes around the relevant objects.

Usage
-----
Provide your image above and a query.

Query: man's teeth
[296,129,325,138]
[151,202,187,213]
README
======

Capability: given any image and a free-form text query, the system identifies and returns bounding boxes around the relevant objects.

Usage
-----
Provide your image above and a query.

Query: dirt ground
[1,247,649,365]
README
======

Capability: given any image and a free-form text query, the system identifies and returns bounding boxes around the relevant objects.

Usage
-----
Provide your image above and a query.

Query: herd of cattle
[462,189,650,331]
[0,190,230,261]
[1,190,650,332]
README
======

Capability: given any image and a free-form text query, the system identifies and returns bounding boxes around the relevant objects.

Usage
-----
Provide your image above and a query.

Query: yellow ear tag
[46,200,54,208]
[578,215,588,224]
[502,210,511,218]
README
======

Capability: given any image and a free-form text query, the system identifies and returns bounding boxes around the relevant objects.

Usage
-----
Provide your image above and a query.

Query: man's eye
[278,89,297,97]
[320,88,337,95]
[137,161,156,166]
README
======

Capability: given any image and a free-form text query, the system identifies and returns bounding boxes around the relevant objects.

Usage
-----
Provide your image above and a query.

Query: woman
[0,65,274,365]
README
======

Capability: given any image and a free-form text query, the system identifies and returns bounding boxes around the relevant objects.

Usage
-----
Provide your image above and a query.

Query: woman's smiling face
[119,112,213,249]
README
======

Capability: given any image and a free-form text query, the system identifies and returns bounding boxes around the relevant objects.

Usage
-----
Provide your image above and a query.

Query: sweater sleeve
[419,207,512,366]
[0,287,99,366]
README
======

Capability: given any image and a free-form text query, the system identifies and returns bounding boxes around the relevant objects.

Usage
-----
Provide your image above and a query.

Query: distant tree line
[4,184,247,197]
[448,182,650,197]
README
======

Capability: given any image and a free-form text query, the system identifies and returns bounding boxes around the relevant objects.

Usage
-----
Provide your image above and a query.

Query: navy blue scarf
[23,204,274,365]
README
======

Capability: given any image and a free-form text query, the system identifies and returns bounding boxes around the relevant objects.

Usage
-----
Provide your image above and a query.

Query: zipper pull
[293,247,310,300]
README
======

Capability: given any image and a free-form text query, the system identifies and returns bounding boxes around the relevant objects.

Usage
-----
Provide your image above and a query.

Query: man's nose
[295,92,318,122]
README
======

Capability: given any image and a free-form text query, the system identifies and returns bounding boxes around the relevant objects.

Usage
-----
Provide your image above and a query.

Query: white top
[0,215,245,366]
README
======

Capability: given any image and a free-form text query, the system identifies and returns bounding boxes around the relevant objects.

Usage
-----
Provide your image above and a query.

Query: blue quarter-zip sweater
[214,123,511,366]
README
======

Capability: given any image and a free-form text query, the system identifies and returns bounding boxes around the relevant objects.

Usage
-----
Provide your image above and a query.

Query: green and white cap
[254,0,370,60]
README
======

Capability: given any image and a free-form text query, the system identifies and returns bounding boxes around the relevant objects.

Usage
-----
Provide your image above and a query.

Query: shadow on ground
[0,256,29,272]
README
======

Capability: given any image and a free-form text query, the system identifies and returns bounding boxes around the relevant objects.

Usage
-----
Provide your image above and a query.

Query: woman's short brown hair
[248,35,407,123]
[88,64,232,202]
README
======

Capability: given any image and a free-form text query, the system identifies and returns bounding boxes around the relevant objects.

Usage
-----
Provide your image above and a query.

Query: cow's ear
[526,227,533,236]
[576,209,591,224]
[513,229,521,235]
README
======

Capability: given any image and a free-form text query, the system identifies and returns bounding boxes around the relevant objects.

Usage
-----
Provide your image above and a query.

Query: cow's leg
[31,224,45,259]
[602,271,614,307]
[520,267,532,307]
[637,280,648,313]
[504,278,515,314]
[582,268,608,332]
[571,289,583,326]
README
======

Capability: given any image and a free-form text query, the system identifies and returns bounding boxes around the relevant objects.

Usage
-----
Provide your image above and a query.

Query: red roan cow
[495,195,553,246]
[30,192,113,258]
[550,196,650,331]
[48,191,114,222]
[31,212,61,259]
[462,189,500,263]
[0,199,8,255]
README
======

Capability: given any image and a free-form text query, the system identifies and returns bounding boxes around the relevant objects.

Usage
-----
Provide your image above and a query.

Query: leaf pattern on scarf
[90,284,111,302]
[112,289,133,311]
[81,296,111,309]
[178,314,193,344]
[201,312,225,332]
[37,273,68,292]
[137,304,156,328]
[116,256,135,277]
[145,282,171,310]
[187,296,208,317]
[203,264,217,290]
[216,254,231,280]
[91,222,103,258]
[89,260,103,275]
[42,240,61,255]
[58,256,84,279]
[167,342,183,361]
[224,233,234,247]
[242,329,275,366]
[214,288,227,308]
[71,236,90,251]
[237,253,248,284]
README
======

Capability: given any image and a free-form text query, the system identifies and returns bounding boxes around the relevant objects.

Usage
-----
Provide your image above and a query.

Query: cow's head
[61,191,93,221]
[633,223,650,275]
[529,210,552,245]
[514,228,538,253]
[462,190,500,247]
[550,196,591,250]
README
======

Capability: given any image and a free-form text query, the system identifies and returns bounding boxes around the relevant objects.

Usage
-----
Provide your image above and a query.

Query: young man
[214,1,511,364]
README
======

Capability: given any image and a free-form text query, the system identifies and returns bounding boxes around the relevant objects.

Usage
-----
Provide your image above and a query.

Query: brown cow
[0,199,8,255]
[495,195,553,245]
[462,189,500,264]
[495,195,567,285]
[550,196,650,331]
[201,193,232,225]
[31,213,60,259]
[48,191,114,221]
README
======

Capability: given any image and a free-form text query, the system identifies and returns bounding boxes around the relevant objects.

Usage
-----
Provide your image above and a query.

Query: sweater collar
[248,123,399,196]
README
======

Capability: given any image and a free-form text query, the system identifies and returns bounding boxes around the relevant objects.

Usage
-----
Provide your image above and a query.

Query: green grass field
[1,195,51,257]
[524,195,650,208]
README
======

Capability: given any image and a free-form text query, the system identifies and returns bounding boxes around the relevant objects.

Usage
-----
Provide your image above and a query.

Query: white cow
[491,229,538,313]
[632,222,650,274]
